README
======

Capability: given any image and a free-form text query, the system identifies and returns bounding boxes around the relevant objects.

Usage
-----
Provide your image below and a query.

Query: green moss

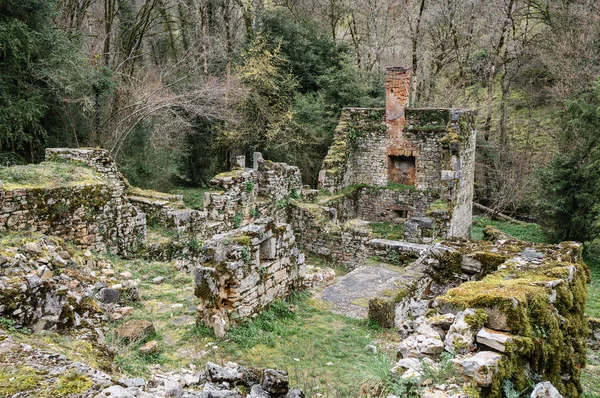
[52,369,92,396]
[473,251,509,276]
[368,297,395,329]
[429,250,463,284]
[0,366,43,395]
[0,162,104,189]
[232,235,252,246]
[464,309,488,331]
[405,109,451,131]
[438,259,589,397]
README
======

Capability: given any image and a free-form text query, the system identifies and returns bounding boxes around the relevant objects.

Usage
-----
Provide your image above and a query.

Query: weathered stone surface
[139,340,159,355]
[114,320,155,342]
[163,379,183,397]
[453,351,502,387]
[206,362,242,383]
[98,287,120,304]
[476,327,513,353]
[530,382,563,398]
[195,221,305,335]
[261,369,289,394]
[444,309,480,355]
[398,321,444,358]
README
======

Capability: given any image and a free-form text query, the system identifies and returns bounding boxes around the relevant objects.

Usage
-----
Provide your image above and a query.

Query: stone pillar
[253,152,264,171]
[235,155,246,169]
[385,67,412,140]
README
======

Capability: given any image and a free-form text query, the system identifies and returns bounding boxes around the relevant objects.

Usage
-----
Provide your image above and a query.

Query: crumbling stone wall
[128,188,208,238]
[254,152,302,200]
[0,152,145,255]
[318,108,388,193]
[371,229,589,398]
[316,67,477,242]
[194,220,305,337]
[46,148,128,192]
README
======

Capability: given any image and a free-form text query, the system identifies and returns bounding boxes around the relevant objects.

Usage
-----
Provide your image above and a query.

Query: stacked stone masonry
[0,149,145,255]
[194,220,305,337]
[317,67,476,243]
[370,229,589,398]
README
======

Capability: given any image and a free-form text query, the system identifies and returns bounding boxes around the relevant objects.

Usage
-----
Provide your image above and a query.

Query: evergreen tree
[537,79,600,253]
[0,0,92,160]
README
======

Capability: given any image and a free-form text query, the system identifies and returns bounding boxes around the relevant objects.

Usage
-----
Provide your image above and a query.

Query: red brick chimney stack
[385,67,412,140]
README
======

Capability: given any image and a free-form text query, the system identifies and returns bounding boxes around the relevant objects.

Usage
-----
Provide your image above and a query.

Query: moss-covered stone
[368,297,395,328]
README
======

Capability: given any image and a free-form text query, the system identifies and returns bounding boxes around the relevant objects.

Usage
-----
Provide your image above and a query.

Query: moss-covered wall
[386,231,589,398]
[317,108,388,193]
[0,181,145,255]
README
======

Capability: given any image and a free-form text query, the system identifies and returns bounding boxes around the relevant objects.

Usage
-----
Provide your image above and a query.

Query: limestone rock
[153,276,166,285]
[530,382,563,398]
[120,377,146,388]
[139,340,159,355]
[428,313,455,330]
[444,309,481,355]
[398,321,444,358]
[483,306,511,332]
[261,369,289,394]
[476,327,513,353]
[98,288,120,304]
[164,378,183,397]
[114,320,155,342]
[250,384,271,398]
[206,362,242,383]
[453,351,502,387]
[286,388,305,398]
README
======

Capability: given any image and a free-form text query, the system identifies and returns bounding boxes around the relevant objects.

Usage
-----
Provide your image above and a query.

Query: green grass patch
[582,350,600,397]
[106,256,394,397]
[0,161,103,189]
[191,293,389,397]
[369,222,404,240]
[170,187,210,209]
[586,257,600,318]
[471,216,548,243]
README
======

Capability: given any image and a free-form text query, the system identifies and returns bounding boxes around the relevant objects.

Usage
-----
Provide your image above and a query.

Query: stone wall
[194,220,305,337]
[0,152,145,255]
[316,68,477,242]
[318,108,388,193]
[254,152,302,201]
[378,229,589,398]
[318,185,438,223]
[289,201,429,269]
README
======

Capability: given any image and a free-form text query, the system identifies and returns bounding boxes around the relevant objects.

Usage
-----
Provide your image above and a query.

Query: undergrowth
[471,216,548,243]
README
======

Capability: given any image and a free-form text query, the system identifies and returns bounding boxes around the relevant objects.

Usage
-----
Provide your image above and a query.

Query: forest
[2,0,600,252]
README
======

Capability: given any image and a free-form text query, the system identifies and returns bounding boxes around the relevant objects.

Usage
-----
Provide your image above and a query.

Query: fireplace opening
[389,155,416,185]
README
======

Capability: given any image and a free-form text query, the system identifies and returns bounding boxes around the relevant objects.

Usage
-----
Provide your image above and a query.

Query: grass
[170,187,210,209]
[0,161,103,189]
[471,216,548,243]
[369,222,404,240]
[99,257,393,397]
[582,350,600,398]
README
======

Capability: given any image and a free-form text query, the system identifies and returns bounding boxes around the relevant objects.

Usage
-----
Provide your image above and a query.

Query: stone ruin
[0,66,592,397]
[318,66,476,242]
[194,221,305,337]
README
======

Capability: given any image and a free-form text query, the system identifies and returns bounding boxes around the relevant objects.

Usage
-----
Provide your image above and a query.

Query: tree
[0,0,92,160]
[537,79,600,249]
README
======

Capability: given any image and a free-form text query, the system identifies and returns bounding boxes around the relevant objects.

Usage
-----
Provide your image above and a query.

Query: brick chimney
[386,67,412,139]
